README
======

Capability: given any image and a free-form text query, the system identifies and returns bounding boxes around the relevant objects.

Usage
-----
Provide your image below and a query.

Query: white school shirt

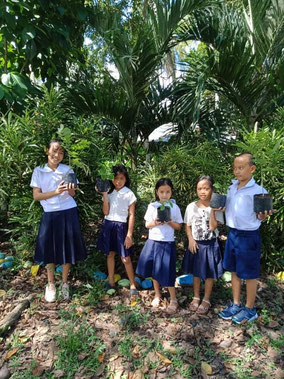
[184,202,224,241]
[225,178,268,230]
[105,186,136,223]
[145,200,183,242]
[30,163,77,212]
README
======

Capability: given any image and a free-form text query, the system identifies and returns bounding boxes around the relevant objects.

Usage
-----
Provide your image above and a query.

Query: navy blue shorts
[182,238,223,280]
[35,207,87,265]
[97,219,132,257]
[136,239,176,287]
[223,228,261,279]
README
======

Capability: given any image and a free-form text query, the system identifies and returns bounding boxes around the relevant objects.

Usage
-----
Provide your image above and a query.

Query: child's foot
[45,283,56,302]
[166,299,178,314]
[219,301,243,320]
[129,287,139,297]
[60,282,70,300]
[151,297,161,308]
[232,307,258,324]
[189,297,200,311]
[196,299,211,315]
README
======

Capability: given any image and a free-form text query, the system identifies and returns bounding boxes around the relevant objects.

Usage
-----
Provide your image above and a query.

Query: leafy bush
[0,87,113,257]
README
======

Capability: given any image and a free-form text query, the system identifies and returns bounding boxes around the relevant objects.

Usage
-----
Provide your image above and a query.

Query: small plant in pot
[96,160,113,193]
[57,125,91,187]
[210,183,227,209]
[157,200,173,222]
[253,161,273,214]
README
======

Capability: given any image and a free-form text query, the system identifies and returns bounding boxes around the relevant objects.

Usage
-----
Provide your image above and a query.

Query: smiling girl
[31,139,86,302]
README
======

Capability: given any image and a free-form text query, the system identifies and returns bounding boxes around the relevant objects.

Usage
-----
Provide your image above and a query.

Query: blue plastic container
[141,278,153,289]
[176,274,194,285]
[55,266,63,273]
[1,261,13,269]
[134,277,142,287]
[93,271,107,280]
[0,252,5,259]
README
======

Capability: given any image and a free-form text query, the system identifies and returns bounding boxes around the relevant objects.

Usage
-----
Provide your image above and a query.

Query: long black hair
[155,178,174,201]
[109,164,131,192]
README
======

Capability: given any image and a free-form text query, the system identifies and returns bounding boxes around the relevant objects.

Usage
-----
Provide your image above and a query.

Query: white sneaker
[60,282,70,300]
[45,283,56,302]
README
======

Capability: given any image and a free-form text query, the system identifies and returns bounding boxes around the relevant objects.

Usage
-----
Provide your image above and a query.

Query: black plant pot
[96,177,110,192]
[254,194,273,213]
[157,207,171,222]
[62,172,78,187]
[210,193,226,208]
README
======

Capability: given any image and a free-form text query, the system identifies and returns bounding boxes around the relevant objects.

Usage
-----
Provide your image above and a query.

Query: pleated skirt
[96,219,132,257]
[35,207,87,265]
[182,238,223,280]
[136,239,176,287]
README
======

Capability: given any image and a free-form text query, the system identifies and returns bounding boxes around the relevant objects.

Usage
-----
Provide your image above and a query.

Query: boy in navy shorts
[219,153,272,324]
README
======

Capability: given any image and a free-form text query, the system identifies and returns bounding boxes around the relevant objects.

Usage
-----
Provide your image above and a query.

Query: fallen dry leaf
[132,345,140,358]
[4,347,19,360]
[132,369,145,379]
[98,352,105,362]
[0,289,6,298]
[156,352,172,365]
[130,300,137,307]
[201,361,213,375]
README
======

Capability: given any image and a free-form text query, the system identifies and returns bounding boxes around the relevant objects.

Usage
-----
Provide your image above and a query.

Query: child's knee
[121,256,131,265]
[108,251,116,258]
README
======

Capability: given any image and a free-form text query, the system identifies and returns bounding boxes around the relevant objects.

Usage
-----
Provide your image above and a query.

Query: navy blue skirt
[182,238,223,280]
[97,219,132,257]
[136,239,176,287]
[35,207,87,265]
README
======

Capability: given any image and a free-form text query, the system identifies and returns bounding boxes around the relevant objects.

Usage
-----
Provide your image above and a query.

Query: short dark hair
[47,139,64,151]
[235,153,256,166]
[196,175,214,189]
[155,178,174,201]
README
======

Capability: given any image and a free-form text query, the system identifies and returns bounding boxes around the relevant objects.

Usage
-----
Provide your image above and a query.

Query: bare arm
[124,202,135,249]
[185,224,198,254]
[167,220,182,230]
[33,181,67,201]
[102,192,110,215]
[209,209,218,231]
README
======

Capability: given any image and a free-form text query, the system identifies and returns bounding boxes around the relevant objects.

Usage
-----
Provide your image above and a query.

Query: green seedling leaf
[107,289,116,295]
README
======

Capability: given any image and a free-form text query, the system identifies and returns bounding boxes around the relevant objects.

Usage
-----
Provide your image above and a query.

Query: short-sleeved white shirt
[30,163,77,212]
[105,186,136,223]
[145,200,183,242]
[225,178,267,230]
[184,202,224,241]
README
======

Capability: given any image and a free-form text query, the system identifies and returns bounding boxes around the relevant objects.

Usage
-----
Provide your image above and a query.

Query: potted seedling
[157,200,173,222]
[210,183,227,209]
[96,160,113,192]
[57,125,91,187]
[253,160,273,214]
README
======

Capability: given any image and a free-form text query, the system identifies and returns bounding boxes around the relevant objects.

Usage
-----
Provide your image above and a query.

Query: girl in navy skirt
[30,139,87,302]
[96,165,138,297]
[136,178,183,314]
[182,176,224,314]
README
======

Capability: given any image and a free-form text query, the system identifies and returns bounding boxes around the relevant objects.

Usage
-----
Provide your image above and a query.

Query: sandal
[196,299,211,315]
[166,299,178,314]
[151,297,161,308]
[189,297,200,311]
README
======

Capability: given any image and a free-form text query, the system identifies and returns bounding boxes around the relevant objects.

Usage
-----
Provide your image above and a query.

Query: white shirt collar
[232,177,256,188]
[113,186,130,194]
[37,163,68,173]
